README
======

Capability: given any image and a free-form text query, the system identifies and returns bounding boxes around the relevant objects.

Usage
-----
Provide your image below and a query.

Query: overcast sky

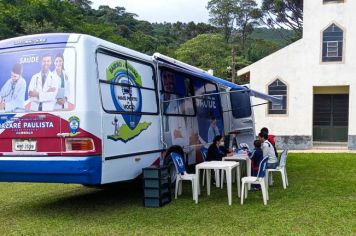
[91,0,256,23]
[91,0,210,23]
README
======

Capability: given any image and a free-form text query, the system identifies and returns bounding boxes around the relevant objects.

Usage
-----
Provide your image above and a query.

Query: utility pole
[231,47,236,83]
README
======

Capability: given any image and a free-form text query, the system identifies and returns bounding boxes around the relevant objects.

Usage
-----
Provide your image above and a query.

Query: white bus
[0,33,278,185]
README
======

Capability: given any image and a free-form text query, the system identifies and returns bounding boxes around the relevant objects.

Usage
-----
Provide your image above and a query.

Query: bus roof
[0,33,81,50]
[0,33,153,63]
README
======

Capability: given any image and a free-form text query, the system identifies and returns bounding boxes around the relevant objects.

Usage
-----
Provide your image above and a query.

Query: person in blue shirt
[207,117,220,143]
[248,139,264,191]
[248,140,264,176]
[0,63,26,112]
[207,135,232,161]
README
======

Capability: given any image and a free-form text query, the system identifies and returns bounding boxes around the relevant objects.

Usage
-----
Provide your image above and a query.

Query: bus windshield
[0,47,76,113]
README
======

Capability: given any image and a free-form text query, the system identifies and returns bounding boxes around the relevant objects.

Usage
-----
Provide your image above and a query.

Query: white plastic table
[223,152,251,189]
[195,161,240,206]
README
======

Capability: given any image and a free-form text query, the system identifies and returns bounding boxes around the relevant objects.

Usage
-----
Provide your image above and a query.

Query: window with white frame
[268,79,287,115]
[322,24,344,62]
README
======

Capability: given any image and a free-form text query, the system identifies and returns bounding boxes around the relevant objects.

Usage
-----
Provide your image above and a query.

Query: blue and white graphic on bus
[109,68,142,129]
[97,52,157,143]
[0,46,76,112]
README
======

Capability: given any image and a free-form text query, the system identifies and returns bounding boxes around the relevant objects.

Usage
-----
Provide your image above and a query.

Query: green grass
[0,153,355,235]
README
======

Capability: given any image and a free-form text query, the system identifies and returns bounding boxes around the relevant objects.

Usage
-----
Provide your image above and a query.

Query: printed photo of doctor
[53,53,70,110]
[27,54,58,111]
[0,63,26,112]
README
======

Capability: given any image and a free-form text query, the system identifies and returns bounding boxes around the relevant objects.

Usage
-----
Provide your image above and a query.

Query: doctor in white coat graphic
[28,54,58,111]
[53,53,70,110]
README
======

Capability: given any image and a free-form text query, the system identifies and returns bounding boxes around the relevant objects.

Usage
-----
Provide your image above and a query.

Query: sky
[91,0,211,23]
[91,0,263,23]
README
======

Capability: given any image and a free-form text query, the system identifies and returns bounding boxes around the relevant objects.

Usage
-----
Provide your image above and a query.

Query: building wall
[239,1,356,149]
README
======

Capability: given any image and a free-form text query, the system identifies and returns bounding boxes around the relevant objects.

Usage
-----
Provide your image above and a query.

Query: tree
[175,34,231,78]
[246,39,280,62]
[69,0,93,11]
[175,34,249,80]
[261,0,303,38]
[234,0,261,51]
[207,0,236,42]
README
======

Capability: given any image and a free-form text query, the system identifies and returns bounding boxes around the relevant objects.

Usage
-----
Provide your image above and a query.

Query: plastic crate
[143,178,170,189]
[143,193,171,208]
[143,167,169,179]
[144,187,170,198]
[142,165,172,208]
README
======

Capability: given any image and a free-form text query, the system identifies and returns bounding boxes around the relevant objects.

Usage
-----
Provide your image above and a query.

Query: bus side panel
[159,67,225,165]
[101,114,161,183]
[96,50,161,184]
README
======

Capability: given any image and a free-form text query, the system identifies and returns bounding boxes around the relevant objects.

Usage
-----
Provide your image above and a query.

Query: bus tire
[164,145,184,184]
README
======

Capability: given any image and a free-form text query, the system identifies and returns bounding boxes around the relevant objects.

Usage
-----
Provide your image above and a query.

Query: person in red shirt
[260,127,275,145]
[260,127,278,157]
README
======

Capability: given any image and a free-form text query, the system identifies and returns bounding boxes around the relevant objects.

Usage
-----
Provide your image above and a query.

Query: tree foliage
[246,39,280,62]
[0,0,217,55]
[261,0,303,38]
[234,0,261,50]
[207,0,236,42]
[0,0,294,82]
[175,34,250,80]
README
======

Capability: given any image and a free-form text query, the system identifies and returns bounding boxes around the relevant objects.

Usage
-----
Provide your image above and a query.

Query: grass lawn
[0,153,355,235]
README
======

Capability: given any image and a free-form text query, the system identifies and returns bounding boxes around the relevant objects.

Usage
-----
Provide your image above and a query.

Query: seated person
[248,140,264,177]
[260,127,278,157]
[207,135,232,161]
[260,127,276,146]
[258,132,279,169]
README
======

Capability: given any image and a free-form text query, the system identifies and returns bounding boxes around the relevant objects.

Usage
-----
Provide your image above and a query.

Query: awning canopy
[153,53,282,104]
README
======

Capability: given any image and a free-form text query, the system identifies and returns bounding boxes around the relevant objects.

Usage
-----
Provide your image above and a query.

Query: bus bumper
[0,156,102,185]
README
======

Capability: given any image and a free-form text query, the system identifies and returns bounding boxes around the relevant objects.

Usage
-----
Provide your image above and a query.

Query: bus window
[230,89,252,118]
[97,52,158,115]
[0,48,76,112]
[192,78,223,143]
[161,69,195,116]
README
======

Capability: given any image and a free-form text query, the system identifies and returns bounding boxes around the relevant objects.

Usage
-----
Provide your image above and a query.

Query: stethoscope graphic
[1,80,18,102]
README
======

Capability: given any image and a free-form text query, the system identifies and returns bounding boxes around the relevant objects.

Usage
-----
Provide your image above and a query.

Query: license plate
[13,140,37,151]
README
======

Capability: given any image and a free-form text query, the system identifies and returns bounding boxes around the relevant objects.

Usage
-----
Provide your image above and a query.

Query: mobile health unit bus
[0,33,279,185]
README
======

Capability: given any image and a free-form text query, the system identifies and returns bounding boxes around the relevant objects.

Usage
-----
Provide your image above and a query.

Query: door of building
[313,94,349,142]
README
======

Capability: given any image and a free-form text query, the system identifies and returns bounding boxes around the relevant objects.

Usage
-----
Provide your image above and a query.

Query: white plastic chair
[200,147,208,187]
[241,157,269,205]
[170,152,198,200]
[266,149,289,189]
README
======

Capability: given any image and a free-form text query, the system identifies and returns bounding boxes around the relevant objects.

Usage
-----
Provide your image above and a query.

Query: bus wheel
[164,145,184,184]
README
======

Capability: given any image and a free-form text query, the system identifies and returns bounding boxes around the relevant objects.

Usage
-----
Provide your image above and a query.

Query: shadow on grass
[30,181,146,216]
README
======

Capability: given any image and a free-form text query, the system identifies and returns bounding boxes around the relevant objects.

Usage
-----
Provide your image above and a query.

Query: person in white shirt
[28,54,58,111]
[53,53,70,110]
[259,132,279,169]
[0,63,26,112]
